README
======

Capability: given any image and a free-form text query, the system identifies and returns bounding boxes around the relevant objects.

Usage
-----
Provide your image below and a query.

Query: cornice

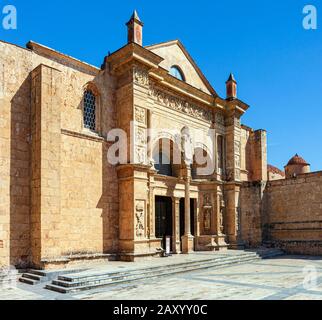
[27,41,100,76]
[106,43,164,74]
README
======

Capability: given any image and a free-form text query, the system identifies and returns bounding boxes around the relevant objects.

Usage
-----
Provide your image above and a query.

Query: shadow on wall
[97,141,119,254]
[10,75,31,268]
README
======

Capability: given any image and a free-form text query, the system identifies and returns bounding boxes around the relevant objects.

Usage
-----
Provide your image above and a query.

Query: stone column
[172,197,181,254]
[181,166,194,253]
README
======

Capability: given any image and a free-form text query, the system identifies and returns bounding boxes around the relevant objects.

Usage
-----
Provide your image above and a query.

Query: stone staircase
[19,268,87,286]
[45,249,284,294]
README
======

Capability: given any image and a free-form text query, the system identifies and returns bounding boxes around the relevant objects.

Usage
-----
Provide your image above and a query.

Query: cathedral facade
[0,12,321,269]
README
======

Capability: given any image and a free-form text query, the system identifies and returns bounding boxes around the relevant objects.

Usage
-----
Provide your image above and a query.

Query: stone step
[46,253,264,294]
[19,277,38,285]
[53,255,259,289]
[28,270,47,277]
[21,273,43,281]
[18,267,88,286]
[58,252,259,284]
[19,270,48,285]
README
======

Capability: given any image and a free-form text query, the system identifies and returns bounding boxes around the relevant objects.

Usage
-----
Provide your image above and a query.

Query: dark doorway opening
[180,198,196,239]
[155,196,173,251]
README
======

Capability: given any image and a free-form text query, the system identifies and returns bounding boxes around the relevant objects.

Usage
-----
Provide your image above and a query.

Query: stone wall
[264,172,322,255]
[240,172,322,255]
[0,40,119,267]
[60,134,119,257]
[0,42,33,267]
[240,182,264,247]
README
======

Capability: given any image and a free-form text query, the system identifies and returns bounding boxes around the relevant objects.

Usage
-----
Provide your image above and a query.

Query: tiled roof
[268,164,285,177]
[286,154,310,166]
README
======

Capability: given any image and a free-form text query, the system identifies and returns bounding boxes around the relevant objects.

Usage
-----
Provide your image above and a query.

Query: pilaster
[172,197,181,254]
[31,64,62,267]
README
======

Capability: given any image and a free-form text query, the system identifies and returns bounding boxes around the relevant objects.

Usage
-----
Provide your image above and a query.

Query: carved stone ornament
[204,208,211,230]
[136,127,146,146]
[135,201,145,238]
[215,112,225,126]
[133,66,149,86]
[181,126,193,166]
[149,85,212,122]
[135,147,146,164]
[135,107,146,124]
[220,197,226,235]
[203,194,212,231]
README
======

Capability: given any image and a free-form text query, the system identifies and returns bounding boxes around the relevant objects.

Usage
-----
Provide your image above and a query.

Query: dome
[286,154,309,167]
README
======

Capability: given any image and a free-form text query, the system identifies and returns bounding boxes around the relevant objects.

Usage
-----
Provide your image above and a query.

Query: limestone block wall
[240,182,264,247]
[0,42,33,267]
[264,172,322,255]
[60,134,119,256]
[0,40,119,267]
[240,126,267,182]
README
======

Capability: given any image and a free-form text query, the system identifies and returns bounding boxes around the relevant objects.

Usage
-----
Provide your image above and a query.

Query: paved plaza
[0,255,322,300]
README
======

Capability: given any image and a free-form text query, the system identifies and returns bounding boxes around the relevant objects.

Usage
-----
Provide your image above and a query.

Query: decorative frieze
[149,85,213,123]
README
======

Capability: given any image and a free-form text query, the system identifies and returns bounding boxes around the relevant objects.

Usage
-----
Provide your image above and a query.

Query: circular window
[170,66,185,81]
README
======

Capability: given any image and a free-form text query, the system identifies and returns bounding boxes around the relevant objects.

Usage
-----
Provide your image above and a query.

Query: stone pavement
[0,255,321,300]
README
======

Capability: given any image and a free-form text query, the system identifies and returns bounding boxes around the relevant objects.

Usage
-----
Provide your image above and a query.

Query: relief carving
[133,66,149,86]
[215,112,225,126]
[149,85,212,122]
[235,207,241,235]
[135,147,146,164]
[203,194,212,231]
[136,127,146,146]
[135,201,145,238]
[204,208,212,231]
[234,141,241,155]
[219,197,226,235]
[135,107,146,124]
[235,154,241,168]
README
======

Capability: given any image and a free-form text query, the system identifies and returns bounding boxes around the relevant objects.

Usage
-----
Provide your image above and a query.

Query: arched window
[153,139,181,177]
[154,151,173,177]
[83,89,96,131]
[170,66,185,81]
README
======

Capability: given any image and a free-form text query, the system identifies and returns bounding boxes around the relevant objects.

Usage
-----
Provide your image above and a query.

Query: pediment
[146,40,217,96]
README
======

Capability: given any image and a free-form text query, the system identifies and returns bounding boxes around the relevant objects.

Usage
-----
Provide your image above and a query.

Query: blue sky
[1,0,321,171]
